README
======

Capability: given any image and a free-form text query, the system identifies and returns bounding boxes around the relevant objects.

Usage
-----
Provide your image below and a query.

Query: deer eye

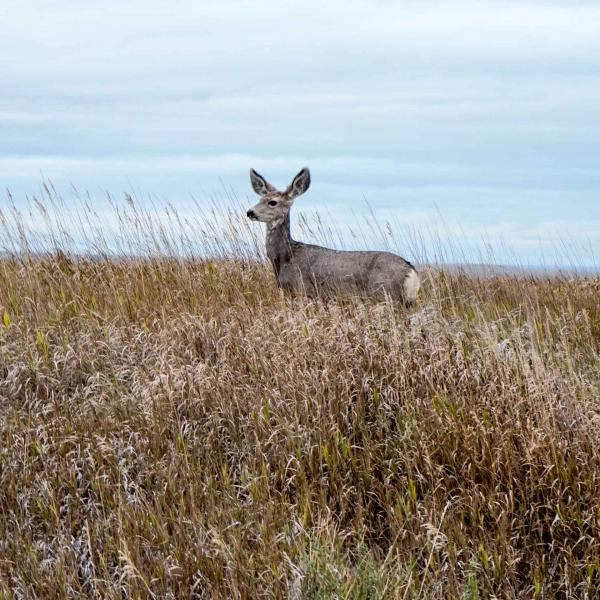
[268,200,278,207]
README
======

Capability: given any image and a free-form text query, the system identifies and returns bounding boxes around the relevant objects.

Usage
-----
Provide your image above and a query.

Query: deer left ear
[287,167,311,200]
[250,169,276,196]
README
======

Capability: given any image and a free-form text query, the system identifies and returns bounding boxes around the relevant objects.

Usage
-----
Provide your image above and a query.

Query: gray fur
[247,167,420,303]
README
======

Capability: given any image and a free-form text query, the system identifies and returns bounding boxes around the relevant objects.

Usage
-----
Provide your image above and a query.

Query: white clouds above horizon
[1,1,599,264]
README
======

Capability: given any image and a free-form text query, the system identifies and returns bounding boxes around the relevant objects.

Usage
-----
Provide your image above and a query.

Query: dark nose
[246,209,256,219]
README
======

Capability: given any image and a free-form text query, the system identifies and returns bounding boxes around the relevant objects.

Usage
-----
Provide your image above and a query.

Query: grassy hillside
[0,200,599,598]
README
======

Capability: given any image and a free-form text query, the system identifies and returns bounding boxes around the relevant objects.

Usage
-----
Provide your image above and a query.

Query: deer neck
[266,214,293,274]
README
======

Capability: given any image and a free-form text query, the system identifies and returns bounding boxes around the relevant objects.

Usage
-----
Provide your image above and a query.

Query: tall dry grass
[0,189,599,598]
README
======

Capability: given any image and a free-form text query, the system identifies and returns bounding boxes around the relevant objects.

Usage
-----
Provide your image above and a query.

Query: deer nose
[246,209,256,219]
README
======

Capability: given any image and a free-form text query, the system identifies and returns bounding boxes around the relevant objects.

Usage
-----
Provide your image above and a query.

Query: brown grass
[0,194,599,598]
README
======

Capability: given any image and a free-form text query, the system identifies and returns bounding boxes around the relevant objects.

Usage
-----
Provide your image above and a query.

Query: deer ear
[286,167,311,200]
[250,169,276,196]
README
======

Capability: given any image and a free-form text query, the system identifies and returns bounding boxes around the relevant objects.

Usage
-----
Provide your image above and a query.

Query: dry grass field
[0,194,599,598]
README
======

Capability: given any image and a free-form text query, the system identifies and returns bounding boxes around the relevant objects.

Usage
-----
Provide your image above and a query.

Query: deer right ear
[250,169,276,196]
[287,167,311,200]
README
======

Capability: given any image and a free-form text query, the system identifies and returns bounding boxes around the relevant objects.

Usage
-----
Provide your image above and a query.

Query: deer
[246,167,420,304]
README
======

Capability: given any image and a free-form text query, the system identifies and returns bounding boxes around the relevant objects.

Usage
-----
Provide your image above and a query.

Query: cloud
[1,1,599,265]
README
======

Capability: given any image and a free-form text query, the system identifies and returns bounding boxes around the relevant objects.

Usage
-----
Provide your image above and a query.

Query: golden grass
[0,196,599,598]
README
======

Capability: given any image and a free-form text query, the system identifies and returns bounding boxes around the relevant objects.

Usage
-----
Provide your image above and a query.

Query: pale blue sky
[1,1,600,265]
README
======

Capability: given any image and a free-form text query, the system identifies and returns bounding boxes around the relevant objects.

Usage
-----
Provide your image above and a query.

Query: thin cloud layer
[1,1,599,264]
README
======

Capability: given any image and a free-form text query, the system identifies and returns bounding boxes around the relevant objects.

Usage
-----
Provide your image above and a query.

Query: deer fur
[246,167,420,303]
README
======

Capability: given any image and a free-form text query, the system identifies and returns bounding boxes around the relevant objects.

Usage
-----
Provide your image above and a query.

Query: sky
[1,1,600,265]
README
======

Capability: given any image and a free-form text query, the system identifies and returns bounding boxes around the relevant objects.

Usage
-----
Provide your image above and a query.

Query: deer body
[247,168,420,303]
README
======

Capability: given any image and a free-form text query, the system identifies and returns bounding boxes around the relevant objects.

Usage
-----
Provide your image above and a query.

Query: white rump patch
[403,269,420,302]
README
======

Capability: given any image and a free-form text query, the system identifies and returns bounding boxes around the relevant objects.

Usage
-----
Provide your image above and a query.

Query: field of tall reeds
[0,189,599,598]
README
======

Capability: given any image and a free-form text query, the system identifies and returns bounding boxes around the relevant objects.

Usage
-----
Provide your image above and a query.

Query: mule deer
[246,167,420,303]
